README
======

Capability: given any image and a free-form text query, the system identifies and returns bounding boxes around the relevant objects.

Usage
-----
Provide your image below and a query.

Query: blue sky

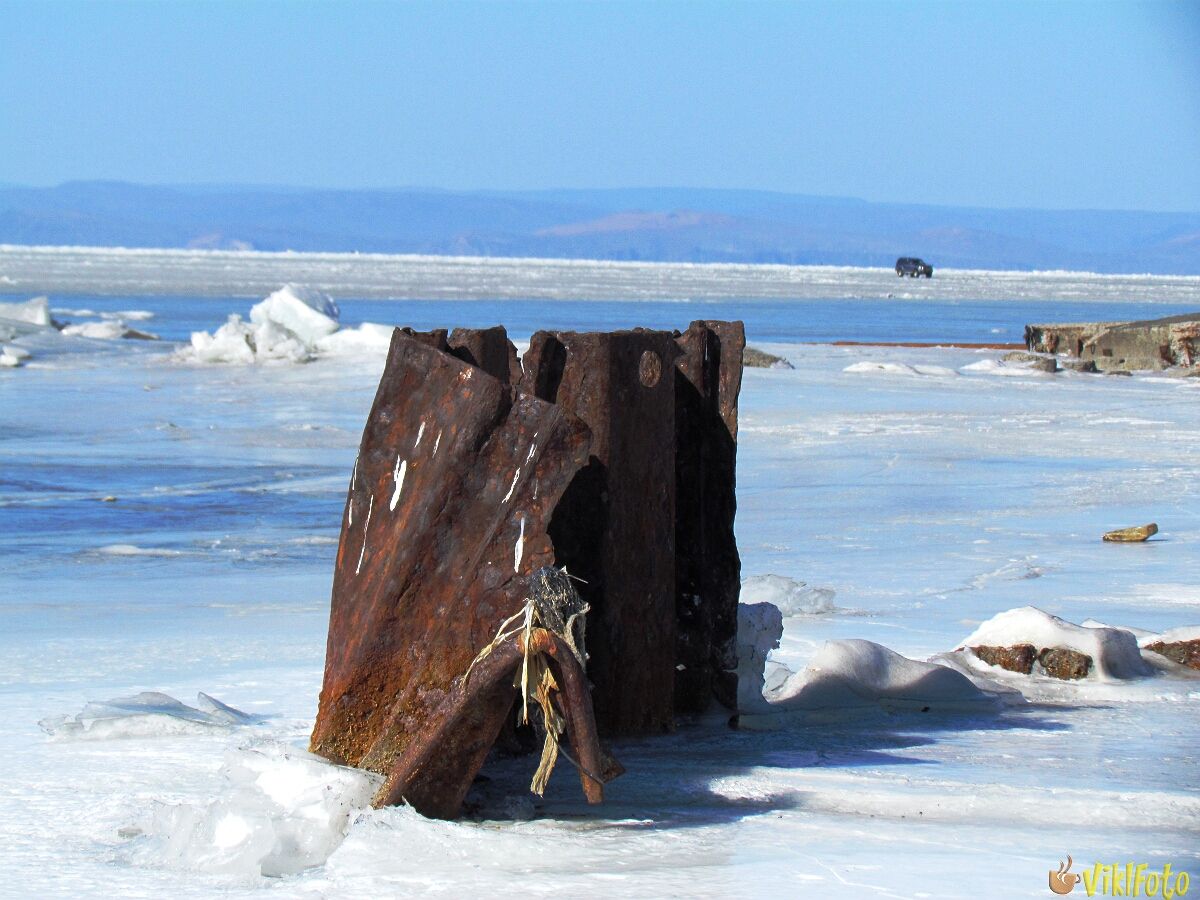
[2,0,1198,211]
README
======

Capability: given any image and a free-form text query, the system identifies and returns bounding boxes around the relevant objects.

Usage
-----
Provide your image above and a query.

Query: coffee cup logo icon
[1049,855,1081,894]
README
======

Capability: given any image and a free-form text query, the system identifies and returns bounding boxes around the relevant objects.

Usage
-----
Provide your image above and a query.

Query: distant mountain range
[2,181,1198,274]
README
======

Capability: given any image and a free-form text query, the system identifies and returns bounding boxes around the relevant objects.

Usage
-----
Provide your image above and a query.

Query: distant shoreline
[3,243,1200,304]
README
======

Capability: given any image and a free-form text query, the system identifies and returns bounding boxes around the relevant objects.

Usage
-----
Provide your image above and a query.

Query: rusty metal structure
[311,321,745,818]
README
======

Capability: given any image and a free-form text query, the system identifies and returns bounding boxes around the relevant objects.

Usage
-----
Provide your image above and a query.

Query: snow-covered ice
[1,268,1197,898]
[4,243,1200,303]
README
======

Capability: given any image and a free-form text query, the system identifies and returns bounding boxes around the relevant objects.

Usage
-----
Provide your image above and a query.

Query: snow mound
[125,742,381,877]
[736,602,784,712]
[39,691,260,739]
[741,639,1000,729]
[957,607,1153,680]
[740,574,837,615]
[960,358,1053,377]
[185,284,392,364]
[843,361,957,377]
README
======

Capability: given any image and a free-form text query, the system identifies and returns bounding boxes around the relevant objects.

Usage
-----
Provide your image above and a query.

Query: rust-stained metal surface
[521,329,681,736]
[448,325,522,384]
[312,319,747,818]
[377,627,608,817]
[309,330,592,800]
[673,320,745,712]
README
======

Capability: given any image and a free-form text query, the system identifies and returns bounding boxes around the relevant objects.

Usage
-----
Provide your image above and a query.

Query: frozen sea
[1,252,1198,898]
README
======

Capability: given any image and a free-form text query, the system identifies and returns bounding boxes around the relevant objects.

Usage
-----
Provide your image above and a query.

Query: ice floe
[123,742,380,877]
[184,284,392,364]
[62,319,159,340]
[0,295,52,328]
[740,574,837,615]
[39,691,260,739]
[735,602,784,712]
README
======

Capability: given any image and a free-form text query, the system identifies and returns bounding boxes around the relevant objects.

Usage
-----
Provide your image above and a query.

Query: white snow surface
[1,274,1198,898]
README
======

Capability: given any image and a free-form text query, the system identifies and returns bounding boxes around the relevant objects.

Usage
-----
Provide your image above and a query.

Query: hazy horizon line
[5,179,1199,218]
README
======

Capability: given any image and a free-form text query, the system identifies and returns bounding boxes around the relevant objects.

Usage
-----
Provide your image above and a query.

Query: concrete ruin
[311,321,745,818]
[1025,312,1200,373]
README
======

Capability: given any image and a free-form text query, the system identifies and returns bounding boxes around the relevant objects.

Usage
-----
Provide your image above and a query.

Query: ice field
[1,259,1198,898]
[5,243,1200,303]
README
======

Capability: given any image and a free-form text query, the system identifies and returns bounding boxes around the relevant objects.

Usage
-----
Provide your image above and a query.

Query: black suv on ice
[895,257,933,278]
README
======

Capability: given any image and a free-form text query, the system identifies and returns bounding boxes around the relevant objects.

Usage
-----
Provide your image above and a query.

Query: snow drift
[739,638,1003,729]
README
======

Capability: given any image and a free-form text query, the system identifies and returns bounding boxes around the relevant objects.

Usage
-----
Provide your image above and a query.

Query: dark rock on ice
[1037,647,1092,680]
[743,346,794,369]
[970,643,1037,674]
[1143,639,1200,670]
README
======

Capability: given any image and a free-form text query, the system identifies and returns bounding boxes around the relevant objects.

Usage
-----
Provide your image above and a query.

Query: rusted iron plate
[448,325,522,384]
[674,320,745,712]
[521,329,680,736]
[378,627,608,817]
[310,330,592,794]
